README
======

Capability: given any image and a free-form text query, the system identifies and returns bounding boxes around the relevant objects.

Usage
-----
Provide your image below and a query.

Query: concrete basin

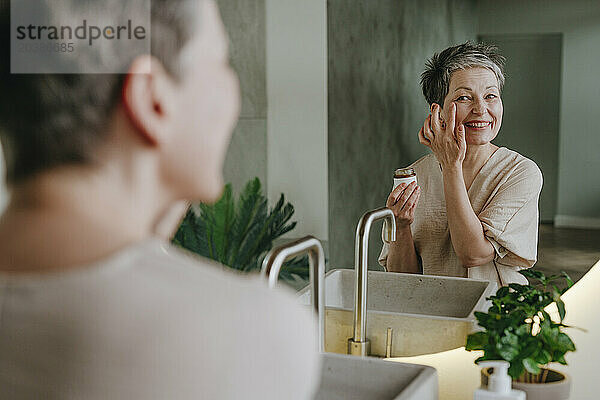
[315,352,437,400]
[298,269,496,357]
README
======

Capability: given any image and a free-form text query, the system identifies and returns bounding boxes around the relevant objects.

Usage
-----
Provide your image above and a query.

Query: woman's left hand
[418,102,466,171]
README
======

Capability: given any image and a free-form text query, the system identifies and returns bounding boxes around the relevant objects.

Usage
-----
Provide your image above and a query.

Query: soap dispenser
[474,361,526,400]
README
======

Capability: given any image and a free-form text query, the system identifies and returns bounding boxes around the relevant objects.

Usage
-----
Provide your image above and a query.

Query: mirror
[212,0,600,286]
[2,0,597,286]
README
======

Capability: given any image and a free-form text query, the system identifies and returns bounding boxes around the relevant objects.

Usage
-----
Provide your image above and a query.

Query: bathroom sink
[298,269,496,357]
[315,352,437,400]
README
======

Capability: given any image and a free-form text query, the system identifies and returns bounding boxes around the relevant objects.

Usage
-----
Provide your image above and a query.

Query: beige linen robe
[379,147,543,287]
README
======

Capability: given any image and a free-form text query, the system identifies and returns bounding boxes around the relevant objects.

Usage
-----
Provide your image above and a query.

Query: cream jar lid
[394,168,416,178]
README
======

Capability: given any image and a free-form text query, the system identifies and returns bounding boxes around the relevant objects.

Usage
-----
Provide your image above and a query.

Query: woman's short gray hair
[420,41,506,107]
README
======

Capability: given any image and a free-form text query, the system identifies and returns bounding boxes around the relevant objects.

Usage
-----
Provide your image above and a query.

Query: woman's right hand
[386,182,421,229]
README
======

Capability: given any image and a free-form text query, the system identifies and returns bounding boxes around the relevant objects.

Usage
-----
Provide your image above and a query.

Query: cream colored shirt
[0,239,320,399]
[379,147,543,287]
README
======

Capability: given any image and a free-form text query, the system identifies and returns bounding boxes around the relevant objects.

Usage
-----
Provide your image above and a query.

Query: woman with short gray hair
[379,41,543,287]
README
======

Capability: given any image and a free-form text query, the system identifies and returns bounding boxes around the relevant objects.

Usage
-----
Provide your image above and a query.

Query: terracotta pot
[481,367,571,400]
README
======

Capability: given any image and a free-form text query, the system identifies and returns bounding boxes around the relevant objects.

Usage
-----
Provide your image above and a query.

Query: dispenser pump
[473,361,525,400]
[481,361,511,393]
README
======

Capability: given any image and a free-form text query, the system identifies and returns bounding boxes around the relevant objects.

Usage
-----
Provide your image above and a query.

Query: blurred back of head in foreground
[0,0,239,204]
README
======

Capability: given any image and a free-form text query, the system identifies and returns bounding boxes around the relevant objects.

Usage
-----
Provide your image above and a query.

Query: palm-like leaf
[172,177,309,284]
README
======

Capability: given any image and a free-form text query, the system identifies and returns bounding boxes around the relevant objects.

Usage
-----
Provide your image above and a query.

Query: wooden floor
[532,224,600,285]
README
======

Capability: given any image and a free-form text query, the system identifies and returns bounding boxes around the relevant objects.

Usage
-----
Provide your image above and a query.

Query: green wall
[478,33,562,223]
[217,0,268,194]
[327,0,478,269]
[479,0,600,227]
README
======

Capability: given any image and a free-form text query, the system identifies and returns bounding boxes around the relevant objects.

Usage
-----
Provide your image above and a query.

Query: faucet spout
[261,236,326,352]
[348,207,396,356]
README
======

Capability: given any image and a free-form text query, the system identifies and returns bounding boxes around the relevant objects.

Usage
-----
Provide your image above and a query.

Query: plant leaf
[561,271,575,293]
[496,332,520,361]
[508,360,524,380]
[172,178,307,285]
[518,269,544,282]
[556,298,566,322]
[536,349,552,365]
[466,332,488,351]
[556,333,576,352]
[523,358,541,375]
[229,178,263,267]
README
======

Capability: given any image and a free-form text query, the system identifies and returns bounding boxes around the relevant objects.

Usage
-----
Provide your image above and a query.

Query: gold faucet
[261,236,326,352]
[348,207,396,356]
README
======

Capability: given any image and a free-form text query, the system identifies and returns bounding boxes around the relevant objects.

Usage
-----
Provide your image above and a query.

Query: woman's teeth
[465,122,491,128]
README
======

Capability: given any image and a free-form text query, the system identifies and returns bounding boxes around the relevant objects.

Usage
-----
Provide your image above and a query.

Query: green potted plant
[172,177,309,287]
[466,269,578,400]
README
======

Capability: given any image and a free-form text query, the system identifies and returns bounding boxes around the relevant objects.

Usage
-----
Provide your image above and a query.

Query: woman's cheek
[491,99,503,117]
[455,105,469,125]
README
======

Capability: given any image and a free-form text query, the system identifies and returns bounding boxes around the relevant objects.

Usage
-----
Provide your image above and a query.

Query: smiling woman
[379,41,543,288]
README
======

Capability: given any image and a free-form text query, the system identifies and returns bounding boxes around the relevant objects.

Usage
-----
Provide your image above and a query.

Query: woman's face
[441,67,503,146]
